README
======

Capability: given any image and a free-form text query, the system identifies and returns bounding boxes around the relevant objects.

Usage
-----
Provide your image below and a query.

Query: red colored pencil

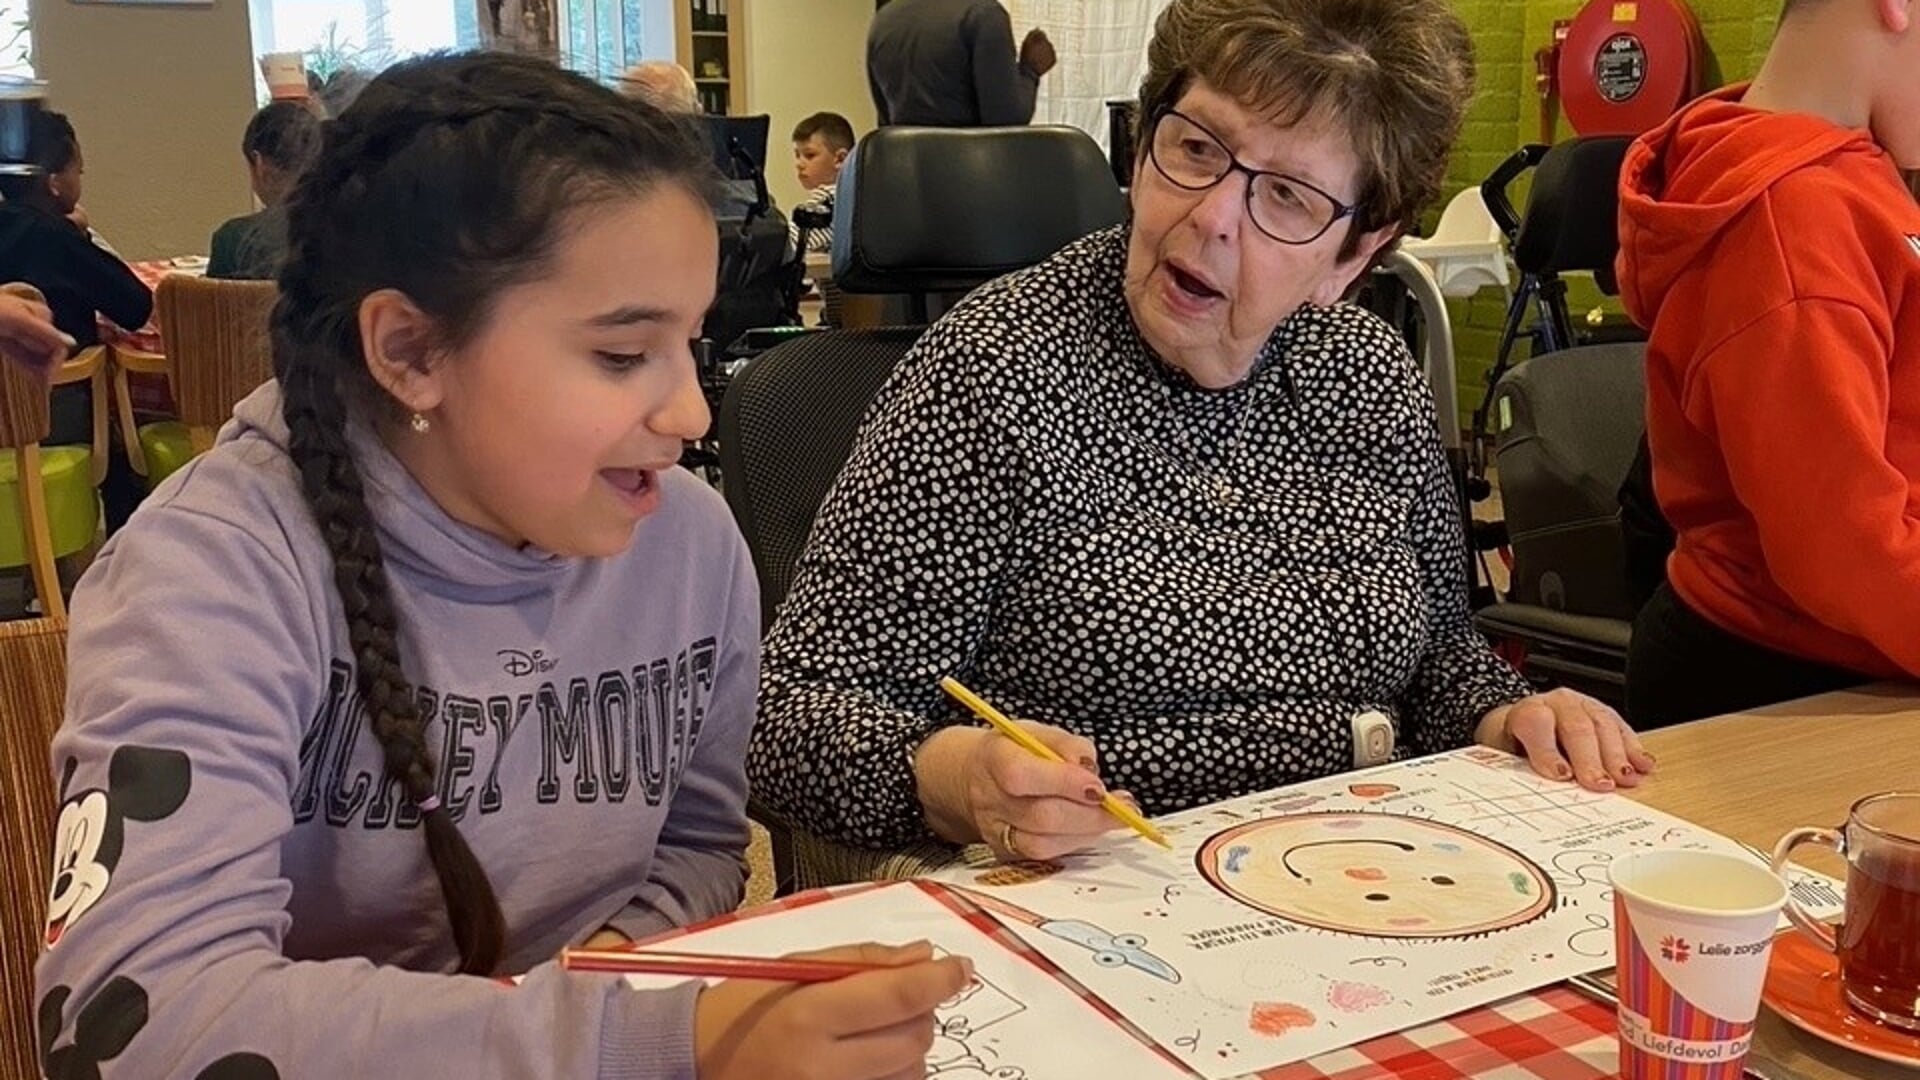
[560,948,885,983]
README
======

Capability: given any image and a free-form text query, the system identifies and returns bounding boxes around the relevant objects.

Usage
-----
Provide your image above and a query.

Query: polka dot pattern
[749,227,1530,850]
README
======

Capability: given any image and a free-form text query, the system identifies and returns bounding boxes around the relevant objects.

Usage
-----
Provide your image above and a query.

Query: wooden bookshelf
[676,0,748,115]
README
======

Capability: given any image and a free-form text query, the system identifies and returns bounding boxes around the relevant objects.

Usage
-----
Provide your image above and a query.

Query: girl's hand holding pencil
[687,941,972,1080]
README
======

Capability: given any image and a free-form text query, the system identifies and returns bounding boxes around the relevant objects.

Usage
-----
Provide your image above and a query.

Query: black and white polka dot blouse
[749,226,1531,851]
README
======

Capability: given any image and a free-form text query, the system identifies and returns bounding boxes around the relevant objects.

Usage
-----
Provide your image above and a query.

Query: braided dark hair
[274,52,716,975]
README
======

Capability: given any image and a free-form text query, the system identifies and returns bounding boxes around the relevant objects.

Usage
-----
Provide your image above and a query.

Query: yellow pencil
[939,676,1172,850]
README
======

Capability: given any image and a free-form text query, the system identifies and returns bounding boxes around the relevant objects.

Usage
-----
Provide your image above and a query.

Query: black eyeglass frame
[1145,106,1361,246]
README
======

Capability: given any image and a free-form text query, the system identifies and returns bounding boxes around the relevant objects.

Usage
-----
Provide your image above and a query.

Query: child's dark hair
[792,111,856,152]
[28,109,78,174]
[0,110,77,209]
[273,51,717,975]
[242,102,320,174]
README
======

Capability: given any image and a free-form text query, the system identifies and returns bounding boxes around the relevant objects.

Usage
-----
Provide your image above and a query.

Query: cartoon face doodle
[1197,813,1555,938]
[45,746,192,948]
[927,1022,981,1074]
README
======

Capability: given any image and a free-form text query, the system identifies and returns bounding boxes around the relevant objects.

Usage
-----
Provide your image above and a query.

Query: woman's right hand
[913,723,1135,861]
[693,942,971,1080]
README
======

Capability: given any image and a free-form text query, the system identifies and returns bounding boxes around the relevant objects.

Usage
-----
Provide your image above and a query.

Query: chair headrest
[1512,136,1632,289]
[701,114,770,181]
[830,125,1129,295]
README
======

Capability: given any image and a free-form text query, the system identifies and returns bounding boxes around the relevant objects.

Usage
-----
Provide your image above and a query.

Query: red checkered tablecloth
[636,882,1620,1080]
[104,259,177,354]
[98,259,196,417]
[1256,985,1615,1079]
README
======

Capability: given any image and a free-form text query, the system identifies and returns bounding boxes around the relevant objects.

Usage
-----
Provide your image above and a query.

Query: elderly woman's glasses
[1147,108,1358,245]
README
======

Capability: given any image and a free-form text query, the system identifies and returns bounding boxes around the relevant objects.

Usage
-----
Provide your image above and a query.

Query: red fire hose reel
[1557,0,1706,137]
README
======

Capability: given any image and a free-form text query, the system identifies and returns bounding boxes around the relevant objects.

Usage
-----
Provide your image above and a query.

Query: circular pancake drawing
[1196,812,1556,939]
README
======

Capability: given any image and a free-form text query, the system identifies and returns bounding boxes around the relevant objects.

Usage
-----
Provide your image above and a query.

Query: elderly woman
[749,0,1654,865]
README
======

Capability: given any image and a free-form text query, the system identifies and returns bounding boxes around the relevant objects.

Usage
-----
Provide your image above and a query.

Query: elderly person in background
[619,60,701,113]
[750,0,1655,868]
[209,102,321,280]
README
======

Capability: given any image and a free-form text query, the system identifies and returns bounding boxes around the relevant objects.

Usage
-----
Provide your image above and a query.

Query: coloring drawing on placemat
[926,747,1809,1080]
[1197,813,1556,938]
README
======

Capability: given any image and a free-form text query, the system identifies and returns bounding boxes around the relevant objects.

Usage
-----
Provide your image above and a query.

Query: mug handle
[1771,827,1843,952]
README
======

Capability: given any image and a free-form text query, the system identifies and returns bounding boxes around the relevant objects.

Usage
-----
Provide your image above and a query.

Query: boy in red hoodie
[1617,0,1920,726]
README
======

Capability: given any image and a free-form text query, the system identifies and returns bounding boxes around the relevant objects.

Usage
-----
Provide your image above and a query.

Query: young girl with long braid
[35,53,964,1080]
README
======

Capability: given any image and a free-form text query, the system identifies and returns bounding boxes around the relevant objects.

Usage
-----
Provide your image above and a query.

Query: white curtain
[1004,0,1170,152]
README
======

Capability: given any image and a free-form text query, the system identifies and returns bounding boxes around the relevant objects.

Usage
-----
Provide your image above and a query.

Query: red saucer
[1762,933,1920,1068]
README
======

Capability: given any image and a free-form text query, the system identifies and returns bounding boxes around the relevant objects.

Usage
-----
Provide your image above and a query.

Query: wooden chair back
[0,617,67,1080]
[154,276,277,442]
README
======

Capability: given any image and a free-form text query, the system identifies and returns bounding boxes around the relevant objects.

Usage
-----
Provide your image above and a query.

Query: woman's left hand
[1475,688,1656,792]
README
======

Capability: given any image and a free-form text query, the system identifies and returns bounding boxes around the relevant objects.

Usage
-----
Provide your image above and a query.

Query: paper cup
[1611,851,1787,1079]
[259,53,310,100]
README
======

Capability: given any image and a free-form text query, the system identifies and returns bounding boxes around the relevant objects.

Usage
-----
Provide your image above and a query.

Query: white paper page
[619,882,1192,1080]
[925,747,1823,1079]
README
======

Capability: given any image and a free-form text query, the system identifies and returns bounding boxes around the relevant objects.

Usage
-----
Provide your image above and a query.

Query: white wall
[743,0,876,214]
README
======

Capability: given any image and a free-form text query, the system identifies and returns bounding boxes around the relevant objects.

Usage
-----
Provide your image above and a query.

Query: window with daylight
[247,0,478,102]
[1,0,31,81]
[559,0,674,85]
[246,1,675,101]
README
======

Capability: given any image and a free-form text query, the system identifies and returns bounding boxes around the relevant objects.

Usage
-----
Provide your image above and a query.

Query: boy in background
[1615,0,1920,725]
[790,112,855,254]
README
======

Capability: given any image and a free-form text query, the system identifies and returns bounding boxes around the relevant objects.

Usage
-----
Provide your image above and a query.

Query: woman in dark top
[752,0,1656,867]
[208,102,320,280]
[0,112,150,349]
[0,110,151,448]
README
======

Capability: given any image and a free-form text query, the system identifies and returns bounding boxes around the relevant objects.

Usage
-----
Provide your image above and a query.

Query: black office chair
[1473,342,1648,710]
[1456,137,1642,610]
[716,328,917,632]
[724,124,1126,627]
[829,123,1129,320]
[720,124,1126,893]
[701,114,771,181]
[1106,98,1139,190]
[1474,136,1637,451]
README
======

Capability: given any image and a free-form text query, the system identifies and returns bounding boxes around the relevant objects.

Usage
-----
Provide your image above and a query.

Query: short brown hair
[1135,0,1475,244]
[792,111,856,152]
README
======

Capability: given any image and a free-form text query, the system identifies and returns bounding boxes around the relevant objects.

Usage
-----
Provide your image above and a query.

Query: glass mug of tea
[1772,791,1920,1031]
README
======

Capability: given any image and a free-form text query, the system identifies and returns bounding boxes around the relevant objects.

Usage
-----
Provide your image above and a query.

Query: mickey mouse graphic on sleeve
[44,745,191,948]
[39,976,280,1080]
